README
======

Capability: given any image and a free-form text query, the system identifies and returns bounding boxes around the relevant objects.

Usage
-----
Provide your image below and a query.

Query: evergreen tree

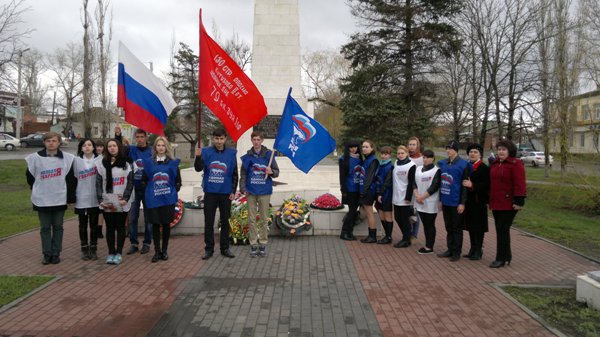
[341,0,463,145]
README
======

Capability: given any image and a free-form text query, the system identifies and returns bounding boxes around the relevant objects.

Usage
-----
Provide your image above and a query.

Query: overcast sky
[21,0,358,78]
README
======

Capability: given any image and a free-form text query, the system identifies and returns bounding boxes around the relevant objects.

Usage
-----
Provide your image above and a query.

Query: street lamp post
[15,48,30,139]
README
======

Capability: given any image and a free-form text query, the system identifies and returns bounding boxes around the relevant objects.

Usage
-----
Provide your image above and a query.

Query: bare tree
[301,49,351,143]
[95,0,112,138]
[47,42,84,136]
[81,0,95,137]
[461,0,541,142]
[535,0,556,178]
[0,0,31,74]
[553,0,584,177]
[21,49,48,115]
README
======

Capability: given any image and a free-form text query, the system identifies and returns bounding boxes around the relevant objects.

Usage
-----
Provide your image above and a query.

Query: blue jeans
[38,210,65,257]
[411,212,420,238]
[128,189,152,246]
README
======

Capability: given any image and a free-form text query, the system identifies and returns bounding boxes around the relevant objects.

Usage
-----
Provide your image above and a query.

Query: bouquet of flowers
[229,193,273,244]
[310,193,343,210]
[275,194,311,236]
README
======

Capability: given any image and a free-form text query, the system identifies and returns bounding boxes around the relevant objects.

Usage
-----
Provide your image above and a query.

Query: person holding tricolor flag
[117,42,177,255]
[274,88,337,174]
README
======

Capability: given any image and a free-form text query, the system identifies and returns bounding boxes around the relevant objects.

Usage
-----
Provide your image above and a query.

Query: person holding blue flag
[240,131,279,257]
[126,129,153,256]
[274,88,336,174]
[195,128,238,260]
[142,137,181,263]
[338,140,363,241]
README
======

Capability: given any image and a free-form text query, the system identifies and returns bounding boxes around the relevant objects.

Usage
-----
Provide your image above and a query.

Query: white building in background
[551,90,600,154]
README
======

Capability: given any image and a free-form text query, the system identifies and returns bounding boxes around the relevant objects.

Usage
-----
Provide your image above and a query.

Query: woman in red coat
[488,140,526,268]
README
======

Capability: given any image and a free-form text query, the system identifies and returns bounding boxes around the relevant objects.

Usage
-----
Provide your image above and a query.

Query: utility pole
[16,48,30,139]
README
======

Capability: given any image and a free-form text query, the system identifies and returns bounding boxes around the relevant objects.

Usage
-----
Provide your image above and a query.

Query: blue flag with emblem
[274,88,337,173]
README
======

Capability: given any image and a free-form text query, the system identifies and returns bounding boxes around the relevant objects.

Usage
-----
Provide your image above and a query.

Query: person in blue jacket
[240,131,279,257]
[126,129,153,255]
[359,140,380,243]
[142,137,181,263]
[338,140,363,241]
[375,146,394,244]
[195,128,238,260]
[437,140,470,262]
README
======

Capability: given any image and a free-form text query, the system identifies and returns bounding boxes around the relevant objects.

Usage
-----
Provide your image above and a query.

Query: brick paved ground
[148,236,381,337]
[0,214,598,337]
[0,219,204,337]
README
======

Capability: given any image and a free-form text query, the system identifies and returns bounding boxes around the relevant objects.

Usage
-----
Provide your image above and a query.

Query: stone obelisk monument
[237,0,308,152]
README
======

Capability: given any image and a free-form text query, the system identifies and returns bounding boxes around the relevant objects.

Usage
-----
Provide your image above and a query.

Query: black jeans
[442,206,463,257]
[341,192,360,234]
[104,212,128,255]
[393,205,412,242]
[418,212,437,249]
[492,210,517,262]
[153,223,171,253]
[78,208,99,248]
[203,193,232,253]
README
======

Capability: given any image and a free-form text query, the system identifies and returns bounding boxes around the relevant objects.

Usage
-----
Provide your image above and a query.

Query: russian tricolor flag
[117,42,176,136]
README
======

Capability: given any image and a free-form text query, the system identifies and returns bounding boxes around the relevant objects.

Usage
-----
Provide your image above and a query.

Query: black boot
[151,249,161,263]
[377,221,392,244]
[81,245,90,261]
[360,229,377,243]
[463,247,475,259]
[89,245,98,260]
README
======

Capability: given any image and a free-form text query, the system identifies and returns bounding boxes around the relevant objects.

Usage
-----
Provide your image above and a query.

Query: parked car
[517,147,534,158]
[521,151,554,167]
[20,133,45,147]
[0,133,20,151]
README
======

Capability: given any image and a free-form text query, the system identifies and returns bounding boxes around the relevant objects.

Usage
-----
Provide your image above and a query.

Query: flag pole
[264,149,275,180]
[197,8,203,149]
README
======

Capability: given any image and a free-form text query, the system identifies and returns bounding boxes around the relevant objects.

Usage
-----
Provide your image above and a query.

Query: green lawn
[525,166,600,186]
[503,286,600,337]
[0,275,54,307]
[515,169,600,260]
[0,160,40,238]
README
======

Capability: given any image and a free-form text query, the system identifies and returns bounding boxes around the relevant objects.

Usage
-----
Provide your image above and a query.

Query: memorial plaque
[254,115,281,138]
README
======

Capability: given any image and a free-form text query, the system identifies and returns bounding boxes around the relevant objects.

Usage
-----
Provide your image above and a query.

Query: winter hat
[445,140,459,152]
[466,143,484,156]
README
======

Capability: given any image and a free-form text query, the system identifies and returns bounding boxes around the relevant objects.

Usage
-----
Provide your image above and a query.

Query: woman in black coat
[462,143,490,260]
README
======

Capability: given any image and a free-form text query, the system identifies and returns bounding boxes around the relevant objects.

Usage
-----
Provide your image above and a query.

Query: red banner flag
[198,11,268,142]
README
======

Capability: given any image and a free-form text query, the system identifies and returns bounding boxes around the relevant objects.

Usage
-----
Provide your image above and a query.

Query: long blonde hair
[152,136,175,160]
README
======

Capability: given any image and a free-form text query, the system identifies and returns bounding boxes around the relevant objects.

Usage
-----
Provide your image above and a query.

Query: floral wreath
[275,194,311,236]
[168,199,185,228]
[229,193,273,244]
[310,193,343,210]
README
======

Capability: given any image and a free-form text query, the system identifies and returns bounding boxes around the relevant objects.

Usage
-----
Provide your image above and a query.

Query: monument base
[577,272,600,310]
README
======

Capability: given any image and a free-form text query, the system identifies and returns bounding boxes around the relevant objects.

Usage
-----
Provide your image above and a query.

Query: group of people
[26,129,181,265]
[193,129,279,260]
[26,127,525,269]
[338,137,526,268]
[25,127,279,265]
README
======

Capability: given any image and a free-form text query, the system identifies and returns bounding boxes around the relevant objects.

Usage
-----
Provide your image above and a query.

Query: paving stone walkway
[0,214,598,337]
[148,237,380,337]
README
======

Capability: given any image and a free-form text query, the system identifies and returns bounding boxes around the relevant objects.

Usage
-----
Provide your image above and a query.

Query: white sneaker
[114,254,123,265]
[106,254,115,264]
